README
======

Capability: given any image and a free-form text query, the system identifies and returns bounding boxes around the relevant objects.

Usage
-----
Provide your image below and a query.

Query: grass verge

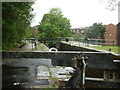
[90,46,120,54]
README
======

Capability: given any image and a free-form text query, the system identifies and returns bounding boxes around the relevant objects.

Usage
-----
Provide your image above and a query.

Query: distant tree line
[2,2,34,50]
[84,23,106,39]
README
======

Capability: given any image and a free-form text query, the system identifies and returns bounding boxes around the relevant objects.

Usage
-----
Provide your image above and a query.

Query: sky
[31,0,118,28]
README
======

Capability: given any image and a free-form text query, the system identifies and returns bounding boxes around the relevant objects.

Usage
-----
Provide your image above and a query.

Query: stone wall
[2,51,120,70]
[59,43,99,52]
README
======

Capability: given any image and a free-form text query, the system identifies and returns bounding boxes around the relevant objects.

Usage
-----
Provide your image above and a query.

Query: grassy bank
[90,46,120,54]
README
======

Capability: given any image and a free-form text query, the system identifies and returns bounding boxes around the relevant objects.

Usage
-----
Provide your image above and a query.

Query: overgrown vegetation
[2,2,34,50]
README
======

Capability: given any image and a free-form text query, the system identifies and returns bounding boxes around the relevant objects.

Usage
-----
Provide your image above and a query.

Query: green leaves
[2,2,34,50]
[85,23,106,39]
[38,8,72,40]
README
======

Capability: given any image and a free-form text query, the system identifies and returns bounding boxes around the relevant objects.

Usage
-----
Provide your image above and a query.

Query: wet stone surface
[37,65,50,79]
[2,58,53,88]
[2,58,74,88]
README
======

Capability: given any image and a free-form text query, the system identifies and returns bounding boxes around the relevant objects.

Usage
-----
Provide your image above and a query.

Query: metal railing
[61,37,117,46]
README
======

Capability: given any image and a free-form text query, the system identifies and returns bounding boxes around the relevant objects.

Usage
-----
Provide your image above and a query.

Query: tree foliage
[2,2,34,50]
[100,0,120,11]
[73,33,84,40]
[38,8,72,40]
[84,23,106,39]
[107,0,119,11]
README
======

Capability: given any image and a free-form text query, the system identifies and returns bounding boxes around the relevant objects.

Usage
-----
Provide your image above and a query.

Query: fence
[60,37,117,46]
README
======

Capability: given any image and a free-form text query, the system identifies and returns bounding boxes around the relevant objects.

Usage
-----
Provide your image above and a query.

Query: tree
[84,23,106,39]
[100,0,120,11]
[73,33,84,41]
[2,2,34,50]
[38,8,72,40]
[106,0,120,10]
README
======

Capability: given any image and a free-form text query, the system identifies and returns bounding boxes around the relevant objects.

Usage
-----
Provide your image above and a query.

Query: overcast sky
[31,0,118,28]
